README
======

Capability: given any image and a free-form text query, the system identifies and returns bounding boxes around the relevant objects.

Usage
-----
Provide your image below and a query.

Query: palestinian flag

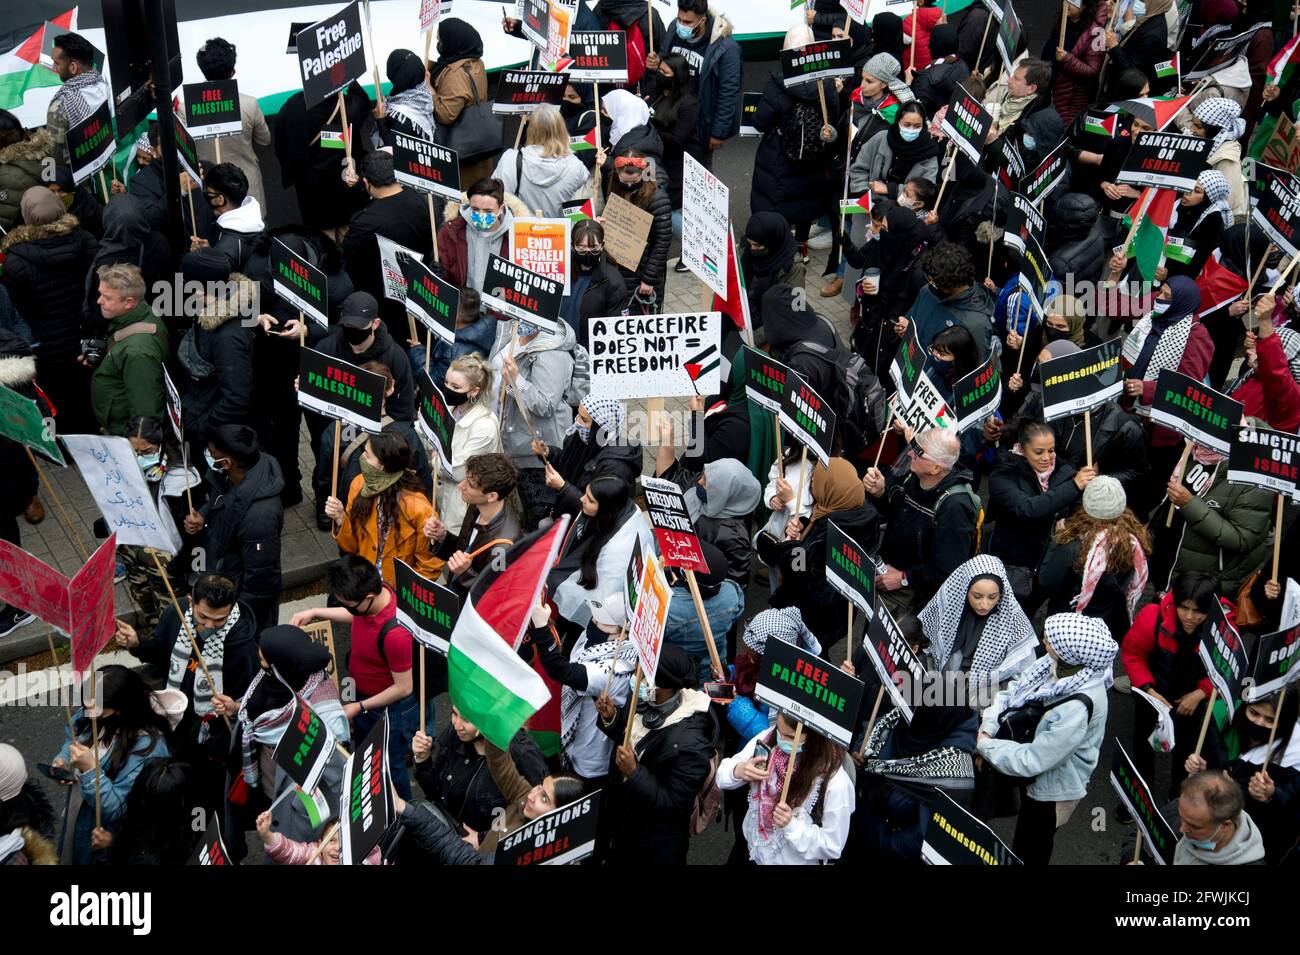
[1117,94,1193,132]
[564,197,595,222]
[295,787,330,828]
[0,7,75,113]
[711,224,754,343]
[1163,236,1195,266]
[1196,253,1250,320]
[546,56,576,73]
[1124,188,1178,281]
[840,193,872,215]
[446,518,565,749]
[525,657,562,757]
[1269,33,1300,88]
[1083,112,1118,138]
[854,88,902,126]
[570,128,598,153]
[1154,54,1179,80]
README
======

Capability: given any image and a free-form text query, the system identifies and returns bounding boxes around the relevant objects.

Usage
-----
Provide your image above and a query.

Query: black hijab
[431,18,483,80]
[387,49,427,95]
[884,107,942,177]
[761,284,836,355]
[870,12,906,62]
[1219,223,1272,279]
[742,211,797,281]
[928,23,959,60]
[889,703,976,757]
[878,203,925,281]
[245,625,332,718]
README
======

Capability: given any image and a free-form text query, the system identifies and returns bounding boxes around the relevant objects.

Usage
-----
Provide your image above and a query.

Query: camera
[80,338,107,366]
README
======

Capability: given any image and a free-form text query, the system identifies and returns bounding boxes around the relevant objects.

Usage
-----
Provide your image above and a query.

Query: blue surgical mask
[676,20,696,40]
[1132,0,1146,16]
[899,126,922,143]
[1185,822,1223,852]
[136,451,161,470]
[777,738,804,756]
[518,321,539,337]
[638,681,654,703]
[1022,134,1037,152]
[204,449,229,472]
[469,210,497,231]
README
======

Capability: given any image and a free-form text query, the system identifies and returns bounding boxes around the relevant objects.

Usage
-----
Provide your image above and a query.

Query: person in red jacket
[1227,291,1300,432]
[900,0,944,74]
[1121,571,1229,802]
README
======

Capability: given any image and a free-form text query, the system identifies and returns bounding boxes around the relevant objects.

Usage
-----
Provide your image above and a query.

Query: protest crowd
[5,0,1300,871]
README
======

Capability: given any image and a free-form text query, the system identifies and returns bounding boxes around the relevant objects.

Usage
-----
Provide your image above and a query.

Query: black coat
[750,71,840,226]
[316,323,415,422]
[985,454,1082,571]
[1047,192,1107,285]
[201,452,285,610]
[877,467,979,603]
[1010,394,1149,499]
[1038,537,1134,639]
[648,91,702,208]
[413,725,547,834]
[340,187,436,336]
[183,297,256,441]
[604,181,673,294]
[610,121,670,191]
[0,214,98,364]
[1105,17,1171,94]
[911,57,971,116]
[181,214,263,278]
[564,257,628,348]
[773,501,880,642]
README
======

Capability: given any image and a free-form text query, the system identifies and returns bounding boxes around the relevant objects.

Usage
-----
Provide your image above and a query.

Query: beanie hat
[1083,475,1126,521]
[0,743,26,802]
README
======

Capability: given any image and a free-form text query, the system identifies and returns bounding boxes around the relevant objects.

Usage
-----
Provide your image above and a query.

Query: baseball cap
[339,291,379,328]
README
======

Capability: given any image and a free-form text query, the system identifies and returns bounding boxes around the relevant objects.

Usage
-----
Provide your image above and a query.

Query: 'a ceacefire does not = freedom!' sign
[297,347,386,433]
[1227,424,1300,499]
[755,636,865,747]
[1149,369,1242,455]
[296,1,367,110]
[588,312,722,400]
[481,254,563,333]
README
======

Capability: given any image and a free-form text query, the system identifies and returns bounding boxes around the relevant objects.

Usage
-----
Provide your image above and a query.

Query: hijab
[603,88,650,147]
[878,203,925,279]
[928,23,960,60]
[1043,293,1087,346]
[889,703,975,757]
[919,554,1039,680]
[684,457,762,523]
[431,18,483,80]
[721,353,776,484]
[1128,275,1202,380]
[1188,169,1234,232]
[870,12,906,62]
[20,186,64,226]
[742,211,797,281]
[387,49,428,95]
[244,625,332,719]
[1194,97,1246,155]
[1219,223,1271,279]
[808,458,866,526]
[761,284,836,355]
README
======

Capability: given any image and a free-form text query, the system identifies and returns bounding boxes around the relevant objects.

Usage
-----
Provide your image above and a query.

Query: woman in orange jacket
[324,429,441,584]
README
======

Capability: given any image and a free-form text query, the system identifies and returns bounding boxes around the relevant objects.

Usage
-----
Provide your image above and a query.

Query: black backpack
[779,100,830,162]
[784,315,887,458]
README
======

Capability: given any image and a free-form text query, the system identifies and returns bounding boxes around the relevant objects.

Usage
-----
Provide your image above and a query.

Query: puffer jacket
[1048,2,1110,125]
[1047,193,1107,285]
[0,128,54,231]
[180,196,265,277]
[1121,591,1224,700]
[490,320,576,469]
[182,274,256,441]
[88,299,170,436]
[1171,471,1274,595]
[492,146,590,219]
[751,70,845,225]
[655,8,742,145]
[0,343,41,517]
[1230,332,1300,432]
[0,212,99,364]
[603,180,672,295]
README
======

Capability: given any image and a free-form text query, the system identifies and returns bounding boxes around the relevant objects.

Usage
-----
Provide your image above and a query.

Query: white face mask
[897,194,918,210]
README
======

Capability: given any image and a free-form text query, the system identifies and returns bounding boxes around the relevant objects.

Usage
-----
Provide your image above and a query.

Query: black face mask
[444,387,471,407]
[574,249,601,272]
[1042,325,1071,344]
[343,325,372,346]
[655,73,675,93]
[560,99,583,119]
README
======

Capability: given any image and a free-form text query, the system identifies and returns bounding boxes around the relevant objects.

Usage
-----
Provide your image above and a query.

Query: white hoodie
[491,146,589,219]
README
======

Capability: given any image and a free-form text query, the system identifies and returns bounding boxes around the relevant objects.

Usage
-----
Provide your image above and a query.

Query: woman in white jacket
[440,354,500,537]
[492,105,590,219]
[717,713,854,864]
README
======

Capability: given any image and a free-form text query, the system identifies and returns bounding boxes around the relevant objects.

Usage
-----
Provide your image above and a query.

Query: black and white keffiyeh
[862,709,975,788]
[1194,97,1246,156]
[1189,169,1234,232]
[166,601,241,717]
[560,632,638,751]
[565,397,626,446]
[919,555,1038,680]
[741,607,822,657]
[1122,313,1194,401]
[1005,613,1117,710]
[52,70,109,128]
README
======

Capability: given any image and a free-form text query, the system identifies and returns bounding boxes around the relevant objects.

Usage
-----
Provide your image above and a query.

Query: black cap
[339,291,379,328]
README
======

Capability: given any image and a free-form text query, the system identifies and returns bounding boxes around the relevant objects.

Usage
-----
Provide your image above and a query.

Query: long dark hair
[930,324,980,390]
[108,758,196,865]
[348,428,425,525]
[80,665,170,779]
[766,714,843,808]
[649,53,692,128]
[578,474,631,588]
[606,148,658,209]
[127,415,187,472]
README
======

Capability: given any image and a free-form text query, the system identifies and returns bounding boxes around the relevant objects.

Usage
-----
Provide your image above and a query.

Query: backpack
[784,315,887,458]
[346,616,406,673]
[932,483,985,556]
[609,20,648,88]
[779,99,830,162]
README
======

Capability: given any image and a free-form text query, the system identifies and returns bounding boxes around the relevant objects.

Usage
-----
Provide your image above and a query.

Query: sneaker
[807,230,835,250]
[114,560,127,583]
[799,242,810,264]
[0,605,35,638]
[673,259,689,273]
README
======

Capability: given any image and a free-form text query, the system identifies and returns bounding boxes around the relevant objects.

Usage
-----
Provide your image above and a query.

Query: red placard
[69,536,117,676]
[0,539,71,634]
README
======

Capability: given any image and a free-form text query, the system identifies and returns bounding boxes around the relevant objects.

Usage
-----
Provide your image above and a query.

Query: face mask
[1043,325,1070,343]
[343,324,373,345]
[929,356,953,373]
[776,737,804,756]
[1152,299,1172,315]
[656,73,674,93]
[136,451,162,470]
[1132,0,1146,16]
[897,194,918,210]
[676,20,697,40]
[559,99,583,119]
[638,681,654,703]
[1022,133,1037,152]
[899,126,922,143]
[518,321,539,337]
[574,249,601,271]
[1186,822,1223,852]
[444,387,471,407]
[204,449,229,472]
[469,210,498,231]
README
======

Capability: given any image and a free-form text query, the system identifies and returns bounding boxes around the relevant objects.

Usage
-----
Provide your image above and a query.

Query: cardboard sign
[0,541,72,635]
[392,130,462,201]
[778,372,837,468]
[183,80,242,140]
[520,0,550,48]
[893,370,955,433]
[922,790,1021,865]
[628,551,671,684]
[940,84,992,166]
[1110,739,1178,865]
[641,476,710,575]
[1150,369,1243,455]
[1198,600,1249,720]
[1244,618,1300,701]
[1040,339,1124,422]
[952,353,1001,432]
[297,348,386,433]
[1023,142,1068,204]
[481,254,564,333]
[402,255,459,345]
[273,692,336,794]
[415,370,456,476]
[188,814,233,866]
[994,0,1022,72]
[162,367,183,443]
[740,92,762,137]
[493,70,569,114]
[301,620,340,690]
[340,712,395,865]
[1002,190,1045,256]
[495,791,601,865]
[395,558,461,655]
[67,102,114,186]
[271,238,330,327]
[60,436,180,555]
[755,637,865,747]
[562,31,628,82]
[172,111,204,186]
[510,217,571,294]
[824,520,876,621]
[888,323,925,401]
[1185,21,1269,81]
[588,312,722,400]
[601,194,654,272]
[780,38,855,88]
[376,235,420,303]
[297,2,368,110]
[863,600,923,723]
[741,345,793,414]
[1250,165,1300,258]
[0,382,64,465]
[1227,425,1300,499]
[1117,132,1211,192]
[681,152,730,299]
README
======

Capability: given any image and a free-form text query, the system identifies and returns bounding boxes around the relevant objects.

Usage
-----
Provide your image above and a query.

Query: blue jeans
[351,692,418,800]
[663,579,745,677]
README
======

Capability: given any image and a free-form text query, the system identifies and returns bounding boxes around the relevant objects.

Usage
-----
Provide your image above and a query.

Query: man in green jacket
[88,263,170,435]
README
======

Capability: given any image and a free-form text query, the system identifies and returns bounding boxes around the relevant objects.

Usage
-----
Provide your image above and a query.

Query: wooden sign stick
[685,569,725,680]
[26,448,90,561]
[1133,829,1144,864]
[858,686,886,759]
[793,446,810,523]
[150,551,233,730]
[774,413,785,482]
[1272,494,1285,585]
[1165,438,1193,528]
[845,603,854,666]
[330,419,342,531]
[1193,688,1219,757]
[778,721,805,803]
[1084,409,1094,469]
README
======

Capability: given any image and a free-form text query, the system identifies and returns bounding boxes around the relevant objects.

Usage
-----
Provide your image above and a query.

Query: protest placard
[520,0,550,48]
[376,235,420,302]
[0,541,72,634]
[1227,424,1300,498]
[922,790,1022,865]
[892,370,955,433]
[740,92,762,137]
[496,791,601,865]
[188,814,234,866]
[1040,339,1124,422]
[1185,21,1269,80]
[183,80,242,139]
[952,353,1001,432]
[493,70,569,113]
[1244,617,1300,701]
[863,600,924,723]
[588,312,722,400]
[780,38,855,88]
[0,383,63,465]
[940,84,992,166]
[392,130,462,201]
[641,476,710,574]
[67,102,114,186]
[415,370,455,476]
[1117,132,1211,192]
[779,372,837,468]
[273,692,336,794]
[296,2,368,109]
[510,217,571,293]
[994,0,1022,71]
[395,558,460,655]
[1199,599,1250,720]
[1111,739,1178,864]
[741,345,793,414]
[601,194,654,272]
[481,254,564,333]
[561,31,628,82]
[628,552,671,684]
[888,323,925,401]
[825,520,876,621]
[681,152,729,298]
[297,348,386,433]
[301,620,340,691]
[340,713,394,865]
[1002,191,1045,256]
[1014,225,1052,318]
[172,111,204,187]
[68,536,117,677]
[626,536,644,615]
[1150,370,1243,455]
[61,436,179,555]
[995,136,1025,191]
[756,637,865,746]
[544,0,577,65]
[1251,164,1300,258]
[1023,142,1069,204]
[271,238,330,327]
[285,21,313,55]
[402,255,459,344]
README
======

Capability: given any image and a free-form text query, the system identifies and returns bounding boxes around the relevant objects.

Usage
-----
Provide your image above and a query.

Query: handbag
[177,328,215,380]
[1235,570,1264,628]
[437,63,503,164]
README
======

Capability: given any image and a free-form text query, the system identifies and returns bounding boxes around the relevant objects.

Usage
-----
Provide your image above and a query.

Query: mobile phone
[753,741,770,769]
[37,762,76,782]
[704,681,735,702]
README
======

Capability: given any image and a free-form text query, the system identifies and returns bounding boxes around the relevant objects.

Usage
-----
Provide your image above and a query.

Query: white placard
[587,312,723,400]
[376,235,420,302]
[61,434,180,555]
[681,152,729,299]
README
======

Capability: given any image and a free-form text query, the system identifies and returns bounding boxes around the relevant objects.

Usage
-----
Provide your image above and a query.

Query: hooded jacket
[490,320,576,467]
[663,457,761,585]
[656,9,742,144]
[563,254,629,348]
[437,192,530,292]
[1173,810,1267,865]
[83,197,173,326]
[182,275,257,440]
[0,212,99,364]
[910,56,971,116]
[1049,1,1110,124]
[491,146,589,219]
[88,298,170,436]
[201,452,285,608]
[0,338,41,513]
[181,196,266,277]
[1171,469,1274,594]
[1048,193,1107,285]
[0,128,54,231]
[751,70,845,226]
[1121,591,1222,700]
[905,282,996,356]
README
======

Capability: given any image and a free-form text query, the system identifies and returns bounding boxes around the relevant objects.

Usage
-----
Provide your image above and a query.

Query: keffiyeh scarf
[918,555,1039,680]
[1190,170,1234,232]
[236,669,337,788]
[566,397,626,446]
[742,607,822,657]
[1194,97,1246,156]
[53,70,108,127]
[1122,313,1195,411]
[1006,613,1118,710]
[167,602,242,719]
[862,709,975,787]
[1073,529,1148,621]
[560,633,638,751]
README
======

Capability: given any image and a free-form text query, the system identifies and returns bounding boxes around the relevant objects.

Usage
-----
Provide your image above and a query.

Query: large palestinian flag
[0,7,75,114]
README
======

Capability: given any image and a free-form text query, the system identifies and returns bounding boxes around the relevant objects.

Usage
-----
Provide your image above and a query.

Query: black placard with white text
[392,130,462,201]
[494,70,570,114]
[1117,132,1211,192]
[296,2,367,110]
[495,791,602,865]
[777,372,837,468]
[480,254,564,332]
[297,347,386,433]
[755,637,865,747]
[780,38,855,88]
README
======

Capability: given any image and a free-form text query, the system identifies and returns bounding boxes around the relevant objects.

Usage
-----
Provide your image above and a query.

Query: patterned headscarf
[1190,169,1234,232]
[742,607,822,657]
[567,397,625,446]
[1006,613,1118,709]
[1194,98,1246,155]
[918,555,1039,681]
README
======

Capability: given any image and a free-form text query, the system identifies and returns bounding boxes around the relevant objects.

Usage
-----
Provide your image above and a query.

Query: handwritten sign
[60,435,180,555]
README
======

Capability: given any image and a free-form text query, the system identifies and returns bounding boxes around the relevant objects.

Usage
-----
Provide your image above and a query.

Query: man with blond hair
[88,263,170,435]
